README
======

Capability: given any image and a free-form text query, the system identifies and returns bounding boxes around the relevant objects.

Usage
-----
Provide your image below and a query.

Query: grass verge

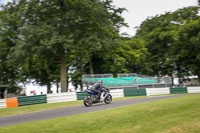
[0,96,146,117]
[0,94,200,133]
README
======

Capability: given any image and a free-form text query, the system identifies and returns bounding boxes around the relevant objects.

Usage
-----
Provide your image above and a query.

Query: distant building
[0,85,8,99]
[175,76,200,86]
[0,85,27,99]
[182,78,200,86]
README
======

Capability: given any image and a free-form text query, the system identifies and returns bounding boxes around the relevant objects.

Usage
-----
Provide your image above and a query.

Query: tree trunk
[58,0,67,92]
[80,80,83,91]
[66,69,69,91]
[169,72,174,86]
[198,74,200,85]
[56,80,59,93]
[47,82,52,93]
[89,60,94,74]
[60,49,67,92]
[0,89,5,99]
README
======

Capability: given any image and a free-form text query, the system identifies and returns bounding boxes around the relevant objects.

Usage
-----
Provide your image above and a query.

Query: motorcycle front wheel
[83,97,93,107]
[104,94,112,104]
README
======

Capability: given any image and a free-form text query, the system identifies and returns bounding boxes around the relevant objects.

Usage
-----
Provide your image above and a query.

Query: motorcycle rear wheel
[83,97,93,107]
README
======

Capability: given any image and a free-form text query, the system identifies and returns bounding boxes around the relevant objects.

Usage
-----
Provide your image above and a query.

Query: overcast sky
[112,0,198,36]
[0,0,198,36]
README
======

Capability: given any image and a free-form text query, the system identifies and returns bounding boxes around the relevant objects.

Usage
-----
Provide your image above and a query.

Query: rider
[90,80,105,100]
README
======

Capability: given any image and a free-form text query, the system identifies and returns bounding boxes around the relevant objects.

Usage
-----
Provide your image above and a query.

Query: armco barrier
[146,88,170,96]
[18,95,47,106]
[124,89,146,97]
[76,92,88,100]
[110,89,124,98]
[6,98,18,108]
[187,87,200,93]
[0,99,6,109]
[170,87,187,94]
[47,92,77,103]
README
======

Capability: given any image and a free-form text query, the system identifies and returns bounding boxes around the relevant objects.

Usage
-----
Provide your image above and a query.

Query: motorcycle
[83,87,112,107]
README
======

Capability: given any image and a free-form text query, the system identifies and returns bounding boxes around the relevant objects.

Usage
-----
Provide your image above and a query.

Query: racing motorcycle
[83,87,112,107]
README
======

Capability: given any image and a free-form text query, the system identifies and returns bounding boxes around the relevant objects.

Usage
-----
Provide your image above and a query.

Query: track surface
[0,94,191,127]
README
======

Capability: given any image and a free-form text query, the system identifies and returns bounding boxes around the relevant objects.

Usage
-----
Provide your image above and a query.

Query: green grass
[0,96,146,117]
[0,94,200,133]
[0,100,83,117]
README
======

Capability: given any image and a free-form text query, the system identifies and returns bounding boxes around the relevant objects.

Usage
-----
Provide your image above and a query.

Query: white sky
[112,0,197,36]
[0,0,9,5]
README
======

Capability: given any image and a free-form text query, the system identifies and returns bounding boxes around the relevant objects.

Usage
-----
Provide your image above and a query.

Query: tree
[0,6,22,92]
[104,37,147,75]
[176,19,200,81]
[1,0,125,92]
[135,12,180,79]
[135,6,200,83]
[21,56,60,93]
[78,37,148,76]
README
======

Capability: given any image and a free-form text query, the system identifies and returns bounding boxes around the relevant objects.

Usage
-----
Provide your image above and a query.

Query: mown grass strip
[0,96,146,117]
[0,94,199,133]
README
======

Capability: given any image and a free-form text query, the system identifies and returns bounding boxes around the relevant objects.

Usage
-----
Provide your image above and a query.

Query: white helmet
[99,80,103,85]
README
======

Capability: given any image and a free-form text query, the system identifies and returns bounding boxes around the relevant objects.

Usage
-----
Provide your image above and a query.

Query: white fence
[146,88,170,96]
[47,92,77,103]
[0,99,6,109]
[187,87,200,93]
[110,89,124,98]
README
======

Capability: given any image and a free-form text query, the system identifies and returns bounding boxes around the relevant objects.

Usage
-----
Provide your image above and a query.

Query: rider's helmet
[98,80,103,85]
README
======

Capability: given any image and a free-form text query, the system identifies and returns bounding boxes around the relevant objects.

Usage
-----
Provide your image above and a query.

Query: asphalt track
[0,94,191,127]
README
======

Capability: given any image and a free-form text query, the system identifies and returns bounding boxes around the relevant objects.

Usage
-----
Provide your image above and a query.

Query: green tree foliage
[0,7,22,92]
[106,37,147,75]
[135,6,200,82]
[1,0,126,92]
[176,19,200,80]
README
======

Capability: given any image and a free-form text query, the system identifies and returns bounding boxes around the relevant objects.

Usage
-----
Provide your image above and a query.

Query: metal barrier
[110,89,124,98]
[18,95,47,106]
[187,87,200,93]
[124,89,146,97]
[1,86,199,109]
[170,87,187,94]
[47,92,77,103]
[146,88,170,96]
[0,99,6,109]
[76,92,88,100]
